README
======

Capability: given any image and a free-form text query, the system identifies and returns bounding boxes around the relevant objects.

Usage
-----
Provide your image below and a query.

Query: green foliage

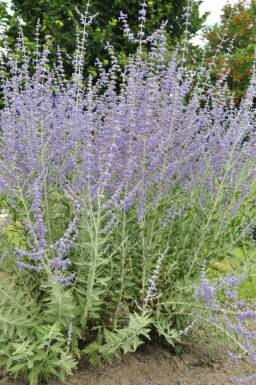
[0,1,10,30]
[0,259,78,384]
[204,0,256,103]
[42,281,77,327]
[207,247,256,302]
[84,312,152,362]
[153,313,182,347]
[2,0,207,76]
[0,272,37,337]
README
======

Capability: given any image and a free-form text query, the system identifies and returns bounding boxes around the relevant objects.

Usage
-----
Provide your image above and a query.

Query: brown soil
[0,341,255,385]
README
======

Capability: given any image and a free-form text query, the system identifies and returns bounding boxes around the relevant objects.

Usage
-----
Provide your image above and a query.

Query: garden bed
[0,340,255,385]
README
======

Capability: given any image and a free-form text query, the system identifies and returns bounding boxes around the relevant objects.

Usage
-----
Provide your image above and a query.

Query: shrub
[0,1,256,383]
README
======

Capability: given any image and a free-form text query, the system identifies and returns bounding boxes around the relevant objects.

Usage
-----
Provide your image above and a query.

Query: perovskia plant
[0,0,256,383]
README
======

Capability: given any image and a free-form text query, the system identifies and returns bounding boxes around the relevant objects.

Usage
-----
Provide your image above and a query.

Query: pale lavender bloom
[143,252,166,310]
[48,257,71,270]
[31,180,47,250]
[17,261,43,272]
[197,265,256,382]
[183,312,199,336]
[66,322,73,352]
[55,273,76,287]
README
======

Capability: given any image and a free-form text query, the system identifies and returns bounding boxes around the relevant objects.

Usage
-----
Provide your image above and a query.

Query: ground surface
[0,340,255,385]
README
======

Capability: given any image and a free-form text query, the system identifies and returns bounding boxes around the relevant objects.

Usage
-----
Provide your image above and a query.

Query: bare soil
[0,339,255,385]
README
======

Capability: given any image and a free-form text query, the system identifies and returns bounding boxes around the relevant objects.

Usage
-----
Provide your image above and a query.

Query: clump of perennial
[0,2,256,383]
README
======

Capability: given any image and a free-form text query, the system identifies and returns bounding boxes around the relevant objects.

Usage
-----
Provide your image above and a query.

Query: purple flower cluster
[1,21,255,219]
[0,0,255,318]
[143,252,166,310]
[197,265,256,383]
